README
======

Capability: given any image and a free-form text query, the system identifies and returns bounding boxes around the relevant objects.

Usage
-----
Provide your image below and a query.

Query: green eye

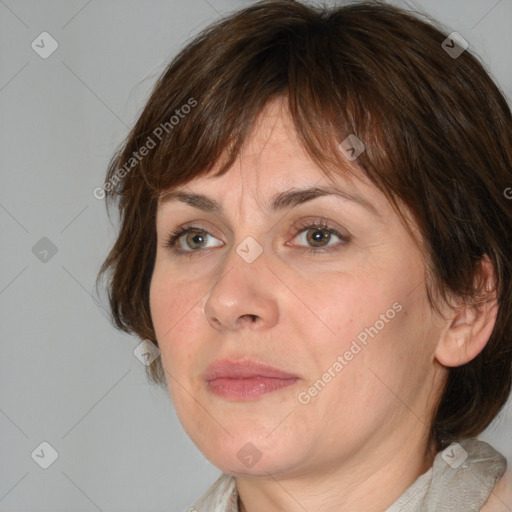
[164,220,349,257]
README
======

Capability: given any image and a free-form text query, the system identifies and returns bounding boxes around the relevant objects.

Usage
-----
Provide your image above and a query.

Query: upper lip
[203,359,299,381]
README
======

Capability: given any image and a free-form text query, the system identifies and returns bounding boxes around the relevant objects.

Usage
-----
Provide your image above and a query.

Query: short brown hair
[96,0,512,451]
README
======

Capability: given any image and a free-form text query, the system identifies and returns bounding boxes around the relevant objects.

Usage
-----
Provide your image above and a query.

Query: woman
[97,1,512,510]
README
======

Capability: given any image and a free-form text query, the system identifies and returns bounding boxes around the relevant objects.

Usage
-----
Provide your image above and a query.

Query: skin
[149,97,499,512]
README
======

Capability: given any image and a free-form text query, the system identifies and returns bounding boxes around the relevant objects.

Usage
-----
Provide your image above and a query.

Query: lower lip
[207,377,299,399]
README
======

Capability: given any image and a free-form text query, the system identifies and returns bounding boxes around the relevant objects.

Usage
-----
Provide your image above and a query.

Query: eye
[163,219,350,257]
[163,223,222,255]
[288,219,350,253]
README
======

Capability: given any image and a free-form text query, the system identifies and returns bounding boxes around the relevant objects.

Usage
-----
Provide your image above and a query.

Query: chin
[193,428,305,477]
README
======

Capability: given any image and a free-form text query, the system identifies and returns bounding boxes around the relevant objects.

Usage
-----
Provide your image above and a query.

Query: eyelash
[163,219,350,258]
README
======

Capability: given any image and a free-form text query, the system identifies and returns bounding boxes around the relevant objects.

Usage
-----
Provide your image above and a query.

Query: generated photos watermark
[93,97,197,200]
[297,301,403,405]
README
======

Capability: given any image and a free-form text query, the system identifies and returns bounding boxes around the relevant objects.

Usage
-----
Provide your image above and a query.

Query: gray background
[1,0,511,510]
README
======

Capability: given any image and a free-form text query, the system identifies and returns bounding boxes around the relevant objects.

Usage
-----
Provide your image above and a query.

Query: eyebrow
[158,185,380,217]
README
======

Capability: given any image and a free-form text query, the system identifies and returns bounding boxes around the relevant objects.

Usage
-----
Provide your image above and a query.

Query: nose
[201,245,279,332]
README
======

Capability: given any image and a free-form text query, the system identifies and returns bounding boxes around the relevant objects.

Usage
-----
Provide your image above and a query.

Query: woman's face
[150,97,446,478]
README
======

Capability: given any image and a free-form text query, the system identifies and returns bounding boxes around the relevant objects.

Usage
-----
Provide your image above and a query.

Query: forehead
[234,96,319,167]
[156,96,398,226]
[160,97,369,199]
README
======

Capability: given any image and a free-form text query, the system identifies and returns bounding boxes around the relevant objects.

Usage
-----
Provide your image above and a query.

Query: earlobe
[434,310,482,367]
[434,256,499,368]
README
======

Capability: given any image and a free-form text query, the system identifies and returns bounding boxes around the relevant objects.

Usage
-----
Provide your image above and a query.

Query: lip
[204,359,299,380]
[204,359,299,400]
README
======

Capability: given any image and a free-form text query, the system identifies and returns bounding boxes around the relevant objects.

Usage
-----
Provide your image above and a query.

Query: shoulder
[191,473,238,512]
[481,465,512,512]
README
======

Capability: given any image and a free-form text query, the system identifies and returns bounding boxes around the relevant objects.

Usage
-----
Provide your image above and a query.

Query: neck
[236,428,437,512]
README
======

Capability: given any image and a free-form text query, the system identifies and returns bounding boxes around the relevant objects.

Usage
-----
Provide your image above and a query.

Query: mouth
[203,359,300,400]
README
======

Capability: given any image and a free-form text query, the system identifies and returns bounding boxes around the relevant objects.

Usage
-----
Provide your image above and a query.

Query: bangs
[105,5,396,204]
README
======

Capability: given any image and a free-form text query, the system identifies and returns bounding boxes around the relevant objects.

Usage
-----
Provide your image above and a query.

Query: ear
[434,255,499,368]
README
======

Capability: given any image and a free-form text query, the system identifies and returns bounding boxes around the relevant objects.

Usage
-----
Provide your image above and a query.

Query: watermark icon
[237,442,263,468]
[236,236,263,264]
[93,97,197,200]
[133,339,160,366]
[31,32,59,59]
[441,442,468,469]
[504,187,512,200]
[339,134,365,161]
[441,32,468,59]
[297,301,403,404]
[32,237,58,263]
[31,441,59,469]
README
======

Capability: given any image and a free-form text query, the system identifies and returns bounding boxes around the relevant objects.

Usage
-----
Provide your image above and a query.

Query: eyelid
[288,217,350,240]
[163,222,223,252]
[162,216,351,256]
[285,219,350,253]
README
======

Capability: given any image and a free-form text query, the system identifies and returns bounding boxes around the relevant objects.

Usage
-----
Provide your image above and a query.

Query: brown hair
[96,0,512,451]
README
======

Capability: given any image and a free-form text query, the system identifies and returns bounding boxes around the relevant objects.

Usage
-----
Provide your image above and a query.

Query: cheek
[331,290,432,414]
[301,272,389,352]
[149,267,204,372]
[301,270,429,397]
[150,261,202,330]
